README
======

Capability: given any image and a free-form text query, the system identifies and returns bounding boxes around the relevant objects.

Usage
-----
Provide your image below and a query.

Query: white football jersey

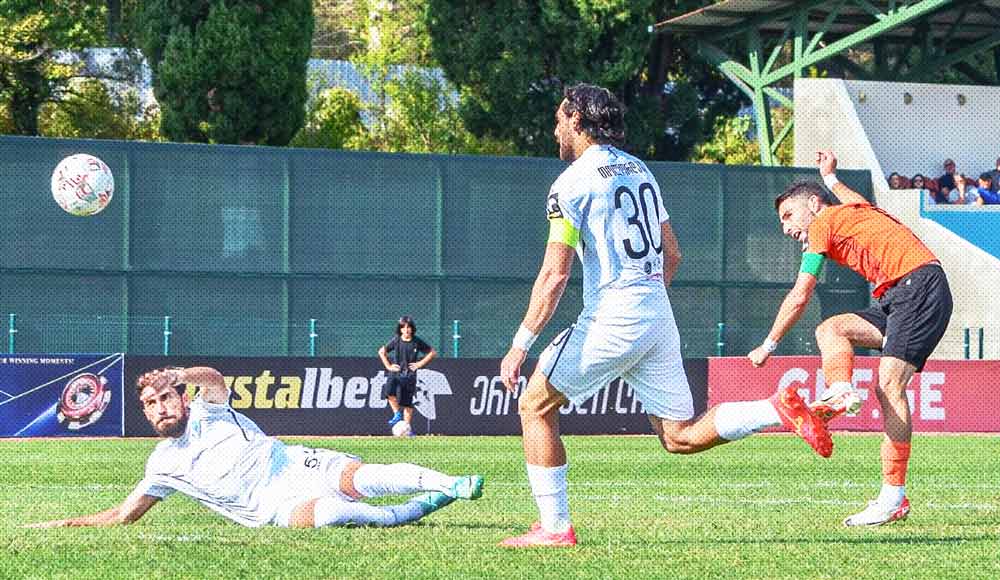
[136,397,288,527]
[547,144,671,320]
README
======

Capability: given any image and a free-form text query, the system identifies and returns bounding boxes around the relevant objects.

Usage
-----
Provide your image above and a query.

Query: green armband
[548,218,580,248]
[799,252,825,276]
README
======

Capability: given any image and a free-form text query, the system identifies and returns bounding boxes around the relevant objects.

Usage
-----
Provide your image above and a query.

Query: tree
[330,0,515,155]
[38,78,160,141]
[135,0,314,145]
[0,2,107,135]
[423,1,744,160]
[311,0,366,60]
[290,86,365,149]
[692,108,792,166]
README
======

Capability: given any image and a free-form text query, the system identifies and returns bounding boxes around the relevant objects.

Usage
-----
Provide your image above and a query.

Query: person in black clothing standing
[379,316,436,428]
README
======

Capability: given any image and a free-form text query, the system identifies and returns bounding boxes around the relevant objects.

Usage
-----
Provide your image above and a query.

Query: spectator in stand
[936,159,957,199]
[910,174,928,191]
[986,158,1000,194]
[975,173,999,205]
[887,172,906,189]
[950,174,980,205]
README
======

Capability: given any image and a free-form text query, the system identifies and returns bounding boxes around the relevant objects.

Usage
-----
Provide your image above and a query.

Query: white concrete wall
[794,78,1000,359]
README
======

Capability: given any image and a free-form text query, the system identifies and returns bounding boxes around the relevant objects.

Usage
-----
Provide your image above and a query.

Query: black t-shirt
[936,173,956,192]
[384,336,432,377]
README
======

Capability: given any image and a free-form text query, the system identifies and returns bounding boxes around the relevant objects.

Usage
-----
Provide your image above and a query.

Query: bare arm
[499,241,575,390]
[181,367,228,403]
[519,242,576,333]
[378,346,400,371]
[816,150,870,206]
[138,366,228,404]
[660,221,681,287]
[412,348,436,370]
[748,273,817,367]
[26,485,160,528]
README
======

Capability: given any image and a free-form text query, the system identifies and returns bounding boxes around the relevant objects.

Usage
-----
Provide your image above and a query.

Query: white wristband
[763,338,779,353]
[822,173,840,189]
[512,325,538,352]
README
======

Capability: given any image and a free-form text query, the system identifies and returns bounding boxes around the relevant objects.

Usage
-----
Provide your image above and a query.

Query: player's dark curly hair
[562,83,626,147]
[774,180,835,211]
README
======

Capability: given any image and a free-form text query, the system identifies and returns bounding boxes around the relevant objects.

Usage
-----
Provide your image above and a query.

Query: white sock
[526,464,571,533]
[713,400,782,441]
[877,483,906,508]
[313,495,424,527]
[352,463,456,498]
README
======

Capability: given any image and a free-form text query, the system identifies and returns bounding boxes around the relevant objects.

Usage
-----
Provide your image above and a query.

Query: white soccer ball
[51,154,114,216]
[391,420,412,437]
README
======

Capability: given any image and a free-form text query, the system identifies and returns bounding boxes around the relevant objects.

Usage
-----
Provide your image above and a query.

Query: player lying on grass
[27,366,483,529]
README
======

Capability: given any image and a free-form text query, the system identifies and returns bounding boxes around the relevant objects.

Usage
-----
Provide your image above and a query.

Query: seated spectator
[950,173,980,205]
[887,172,906,189]
[910,174,928,191]
[975,173,1000,205]
[986,157,1000,194]
[936,158,957,195]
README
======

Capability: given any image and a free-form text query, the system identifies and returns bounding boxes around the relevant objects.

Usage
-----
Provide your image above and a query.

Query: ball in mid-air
[51,154,114,216]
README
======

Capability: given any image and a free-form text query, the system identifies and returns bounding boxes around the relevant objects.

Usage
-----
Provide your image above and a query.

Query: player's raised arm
[748,272,818,367]
[817,150,870,206]
[137,366,228,404]
[25,484,160,528]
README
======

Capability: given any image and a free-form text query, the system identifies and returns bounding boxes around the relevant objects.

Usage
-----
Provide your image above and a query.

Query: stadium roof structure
[653,1,1000,165]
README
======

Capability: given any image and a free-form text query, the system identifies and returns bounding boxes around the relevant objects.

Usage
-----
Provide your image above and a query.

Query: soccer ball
[51,154,114,216]
[391,420,413,437]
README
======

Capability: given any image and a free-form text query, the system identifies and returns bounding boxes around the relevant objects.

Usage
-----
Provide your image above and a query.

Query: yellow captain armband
[547,218,580,248]
[800,252,825,277]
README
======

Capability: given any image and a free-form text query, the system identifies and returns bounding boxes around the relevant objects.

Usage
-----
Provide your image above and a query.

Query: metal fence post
[163,316,172,355]
[309,318,317,357]
[452,320,461,358]
[978,327,985,360]
[7,313,16,354]
[963,327,970,360]
[715,322,725,357]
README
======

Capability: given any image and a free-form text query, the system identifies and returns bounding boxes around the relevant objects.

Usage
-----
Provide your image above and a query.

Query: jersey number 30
[614,183,661,259]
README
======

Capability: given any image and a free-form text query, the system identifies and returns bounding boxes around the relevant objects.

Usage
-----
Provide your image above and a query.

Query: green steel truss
[657,1,1000,165]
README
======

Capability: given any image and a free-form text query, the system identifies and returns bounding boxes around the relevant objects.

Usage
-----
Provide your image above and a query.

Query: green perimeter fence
[1,136,873,357]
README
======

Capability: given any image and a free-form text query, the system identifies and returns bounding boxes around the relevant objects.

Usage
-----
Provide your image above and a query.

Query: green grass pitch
[3,434,999,579]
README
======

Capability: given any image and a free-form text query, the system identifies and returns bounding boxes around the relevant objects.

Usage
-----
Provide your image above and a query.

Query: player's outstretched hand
[500,347,526,392]
[747,346,770,368]
[816,150,838,176]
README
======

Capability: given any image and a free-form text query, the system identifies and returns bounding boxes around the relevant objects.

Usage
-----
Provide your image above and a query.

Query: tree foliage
[135,0,314,145]
[0,1,107,135]
[424,1,745,160]
[692,108,792,166]
[290,86,364,149]
[38,78,160,141]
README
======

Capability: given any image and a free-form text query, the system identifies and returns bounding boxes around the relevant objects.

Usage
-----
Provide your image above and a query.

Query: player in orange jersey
[749,151,953,526]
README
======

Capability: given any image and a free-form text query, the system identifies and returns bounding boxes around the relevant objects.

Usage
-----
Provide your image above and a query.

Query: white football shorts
[537,314,694,421]
[268,445,361,527]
